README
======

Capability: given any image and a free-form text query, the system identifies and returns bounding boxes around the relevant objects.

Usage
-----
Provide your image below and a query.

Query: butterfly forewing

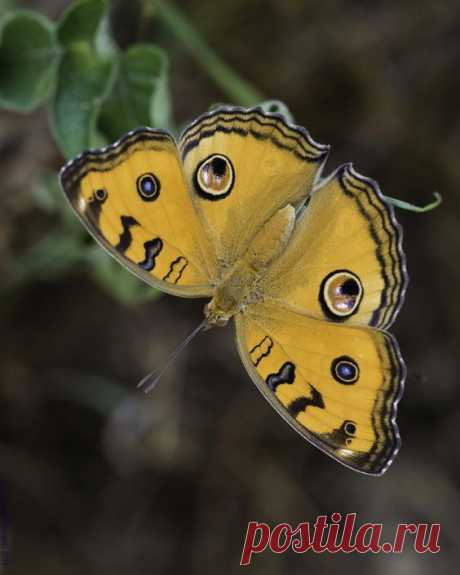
[60,129,216,297]
[179,108,330,268]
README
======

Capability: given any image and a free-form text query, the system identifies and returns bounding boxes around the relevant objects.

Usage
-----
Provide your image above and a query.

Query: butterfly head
[203,299,232,329]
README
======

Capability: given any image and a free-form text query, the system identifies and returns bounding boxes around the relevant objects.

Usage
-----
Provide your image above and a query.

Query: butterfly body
[60,106,407,475]
[205,204,296,327]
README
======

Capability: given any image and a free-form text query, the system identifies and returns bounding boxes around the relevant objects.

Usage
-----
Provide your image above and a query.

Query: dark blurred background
[1,0,459,573]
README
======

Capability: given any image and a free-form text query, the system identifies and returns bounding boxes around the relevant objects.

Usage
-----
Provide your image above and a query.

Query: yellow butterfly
[60,106,407,475]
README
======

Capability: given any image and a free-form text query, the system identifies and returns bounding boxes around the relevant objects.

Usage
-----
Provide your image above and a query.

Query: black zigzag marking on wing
[249,336,274,366]
[138,238,163,271]
[180,109,329,162]
[162,256,188,283]
[266,362,296,391]
[115,216,140,253]
[182,123,324,163]
[338,166,404,329]
[287,387,325,417]
[366,333,404,470]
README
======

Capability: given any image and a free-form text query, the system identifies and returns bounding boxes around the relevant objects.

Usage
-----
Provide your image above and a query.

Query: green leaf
[0,0,16,20]
[57,0,107,48]
[50,42,116,158]
[50,0,116,158]
[99,44,171,141]
[0,10,59,111]
[259,100,295,124]
[86,246,161,304]
[149,50,172,131]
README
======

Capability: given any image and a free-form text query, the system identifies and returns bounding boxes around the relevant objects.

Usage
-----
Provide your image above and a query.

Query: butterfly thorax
[204,204,296,328]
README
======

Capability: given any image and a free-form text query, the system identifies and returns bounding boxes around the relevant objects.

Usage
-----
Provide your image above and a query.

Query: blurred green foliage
[0,0,172,154]
[0,10,58,111]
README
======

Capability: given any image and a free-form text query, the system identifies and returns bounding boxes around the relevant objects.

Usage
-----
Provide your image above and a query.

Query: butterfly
[59,106,408,475]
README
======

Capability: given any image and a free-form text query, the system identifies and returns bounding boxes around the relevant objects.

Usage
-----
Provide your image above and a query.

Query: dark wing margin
[336,163,408,329]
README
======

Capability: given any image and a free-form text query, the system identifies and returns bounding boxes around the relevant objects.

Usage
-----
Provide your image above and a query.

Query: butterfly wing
[235,163,407,473]
[235,301,405,475]
[179,106,330,270]
[60,128,217,297]
[259,163,408,330]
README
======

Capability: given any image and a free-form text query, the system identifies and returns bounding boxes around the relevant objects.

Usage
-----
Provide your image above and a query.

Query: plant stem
[153,0,265,107]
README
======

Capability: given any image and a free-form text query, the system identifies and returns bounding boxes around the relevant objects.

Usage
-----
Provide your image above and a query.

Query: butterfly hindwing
[260,163,408,330]
[60,129,217,297]
[179,107,330,270]
[235,301,405,475]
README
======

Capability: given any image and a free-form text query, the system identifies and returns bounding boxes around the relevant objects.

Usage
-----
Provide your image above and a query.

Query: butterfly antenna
[137,319,208,394]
